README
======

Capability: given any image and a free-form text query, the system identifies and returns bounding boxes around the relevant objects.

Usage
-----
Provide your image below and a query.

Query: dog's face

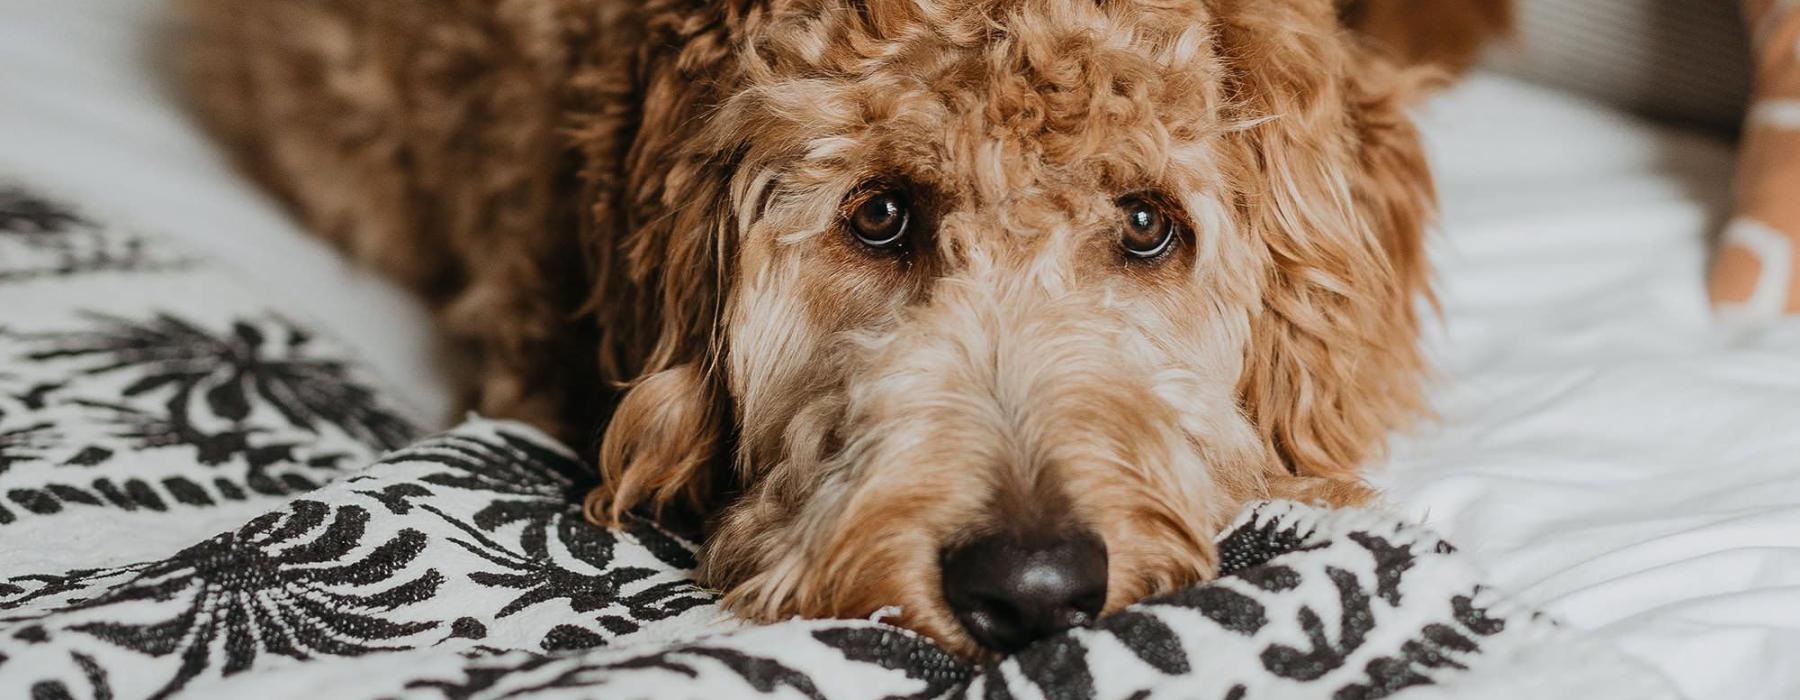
[707,0,1272,654]
[584,0,1431,657]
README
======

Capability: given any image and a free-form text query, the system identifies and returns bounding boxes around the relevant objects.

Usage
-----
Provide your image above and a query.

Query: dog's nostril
[940,530,1108,654]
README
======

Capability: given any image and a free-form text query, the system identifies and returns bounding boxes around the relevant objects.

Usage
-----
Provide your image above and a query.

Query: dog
[177,0,1506,657]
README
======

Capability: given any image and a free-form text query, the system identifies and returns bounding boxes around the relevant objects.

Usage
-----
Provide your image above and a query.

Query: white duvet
[1382,78,1800,699]
[3,1,1796,698]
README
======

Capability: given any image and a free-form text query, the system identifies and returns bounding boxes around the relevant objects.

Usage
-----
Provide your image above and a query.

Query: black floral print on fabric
[0,181,1655,699]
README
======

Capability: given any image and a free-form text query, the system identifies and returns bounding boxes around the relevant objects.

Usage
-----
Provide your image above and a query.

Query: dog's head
[578,0,1432,656]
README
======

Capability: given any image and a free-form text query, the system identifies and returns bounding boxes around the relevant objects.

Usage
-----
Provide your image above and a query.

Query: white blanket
[1380,76,1800,700]
[0,0,455,426]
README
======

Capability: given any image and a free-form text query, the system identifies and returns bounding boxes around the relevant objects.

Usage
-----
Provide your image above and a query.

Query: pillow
[1709,0,1800,316]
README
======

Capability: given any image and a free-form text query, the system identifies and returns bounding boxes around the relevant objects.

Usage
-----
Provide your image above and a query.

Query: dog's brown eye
[1118,196,1176,259]
[848,189,911,250]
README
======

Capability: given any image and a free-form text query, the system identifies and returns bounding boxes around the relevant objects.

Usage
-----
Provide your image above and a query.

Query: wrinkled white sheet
[3,0,1795,696]
[1378,74,1800,700]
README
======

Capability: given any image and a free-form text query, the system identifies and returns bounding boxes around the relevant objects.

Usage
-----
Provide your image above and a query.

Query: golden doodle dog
[178,0,1508,657]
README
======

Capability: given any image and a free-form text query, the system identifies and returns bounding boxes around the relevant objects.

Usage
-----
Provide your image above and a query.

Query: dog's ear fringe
[1218,0,1435,480]
[573,1,747,526]
[585,362,724,526]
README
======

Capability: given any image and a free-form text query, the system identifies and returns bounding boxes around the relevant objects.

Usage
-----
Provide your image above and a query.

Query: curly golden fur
[177,0,1459,656]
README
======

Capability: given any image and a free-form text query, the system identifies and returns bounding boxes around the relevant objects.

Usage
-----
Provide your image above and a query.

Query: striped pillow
[1710,0,1800,316]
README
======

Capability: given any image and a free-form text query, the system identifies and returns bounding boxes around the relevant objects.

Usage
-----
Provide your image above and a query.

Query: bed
[1379,75,1800,698]
[4,1,1797,698]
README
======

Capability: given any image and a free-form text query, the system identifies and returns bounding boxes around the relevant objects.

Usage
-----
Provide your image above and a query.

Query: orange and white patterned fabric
[1710,0,1800,316]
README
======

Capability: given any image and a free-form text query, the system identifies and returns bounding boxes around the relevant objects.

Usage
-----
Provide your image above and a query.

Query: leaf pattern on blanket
[0,418,1573,700]
[62,501,441,699]
[0,310,419,525]
[0,180,1669,699]
[368,432,713,641]
[0,187,193,282]
[25,312,415,451]
[0,414,55,476]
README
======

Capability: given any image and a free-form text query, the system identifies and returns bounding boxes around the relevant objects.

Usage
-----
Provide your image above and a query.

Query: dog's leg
[176,0,602,441]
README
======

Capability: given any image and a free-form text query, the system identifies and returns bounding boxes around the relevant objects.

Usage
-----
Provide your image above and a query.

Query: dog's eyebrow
[734,167,784,231]
[806,136,859,160]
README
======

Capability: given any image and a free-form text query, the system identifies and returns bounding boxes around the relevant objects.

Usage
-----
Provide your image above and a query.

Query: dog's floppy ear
[1214,0,1435,480]
[586,363,728,525]
[575,2,751,525]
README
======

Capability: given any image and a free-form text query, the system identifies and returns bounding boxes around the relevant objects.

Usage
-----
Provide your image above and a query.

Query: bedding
[3,0,1800,698]
[1381,75,1800,700]
[0,0,455,425]
[0,185,1671,698]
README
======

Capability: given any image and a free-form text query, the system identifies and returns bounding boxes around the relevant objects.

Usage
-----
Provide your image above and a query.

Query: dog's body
[179,0,1504,656]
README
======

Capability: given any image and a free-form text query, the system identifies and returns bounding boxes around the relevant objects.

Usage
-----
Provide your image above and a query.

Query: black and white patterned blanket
[0,184,1680,699]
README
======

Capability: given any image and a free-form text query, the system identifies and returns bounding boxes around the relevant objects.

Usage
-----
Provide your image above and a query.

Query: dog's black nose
[940,531,1108,653]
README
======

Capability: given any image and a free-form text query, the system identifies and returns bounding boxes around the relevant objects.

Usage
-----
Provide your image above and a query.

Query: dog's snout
[940,531,1108,653]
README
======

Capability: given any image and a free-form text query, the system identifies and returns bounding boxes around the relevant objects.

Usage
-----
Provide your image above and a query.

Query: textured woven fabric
[1708,0,1800,316]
